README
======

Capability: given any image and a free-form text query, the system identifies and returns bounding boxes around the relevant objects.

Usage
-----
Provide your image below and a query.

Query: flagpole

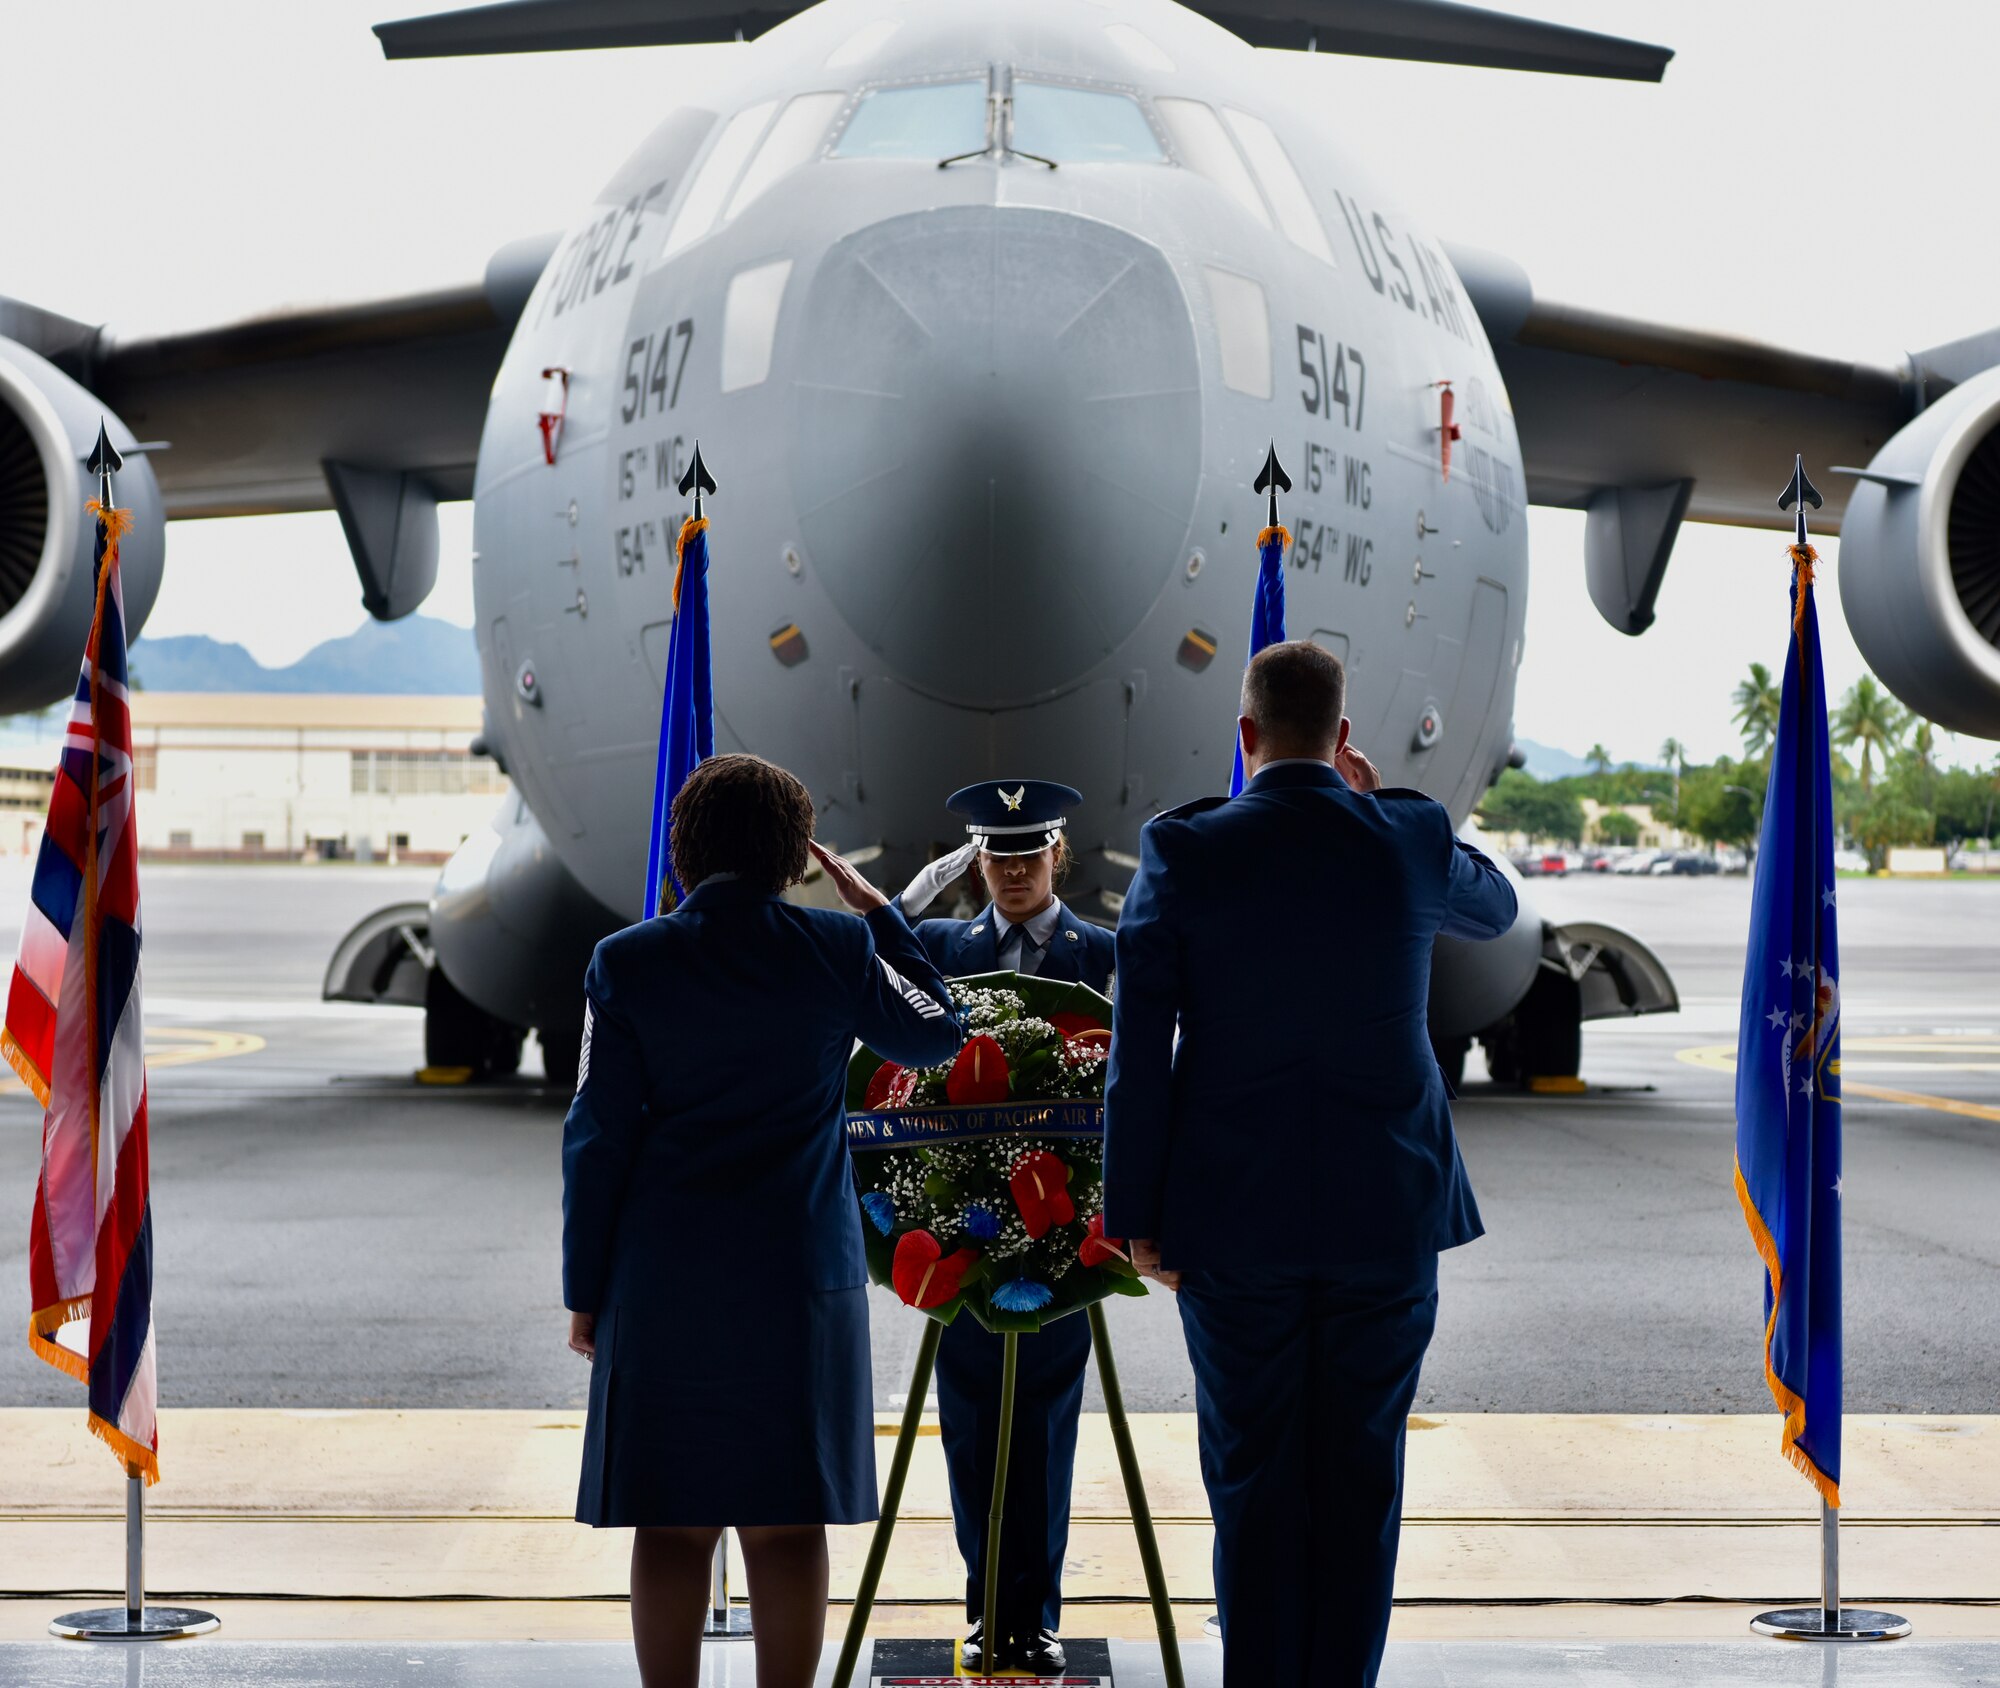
[1743,457,1906,1646]
[44,434,217,1643]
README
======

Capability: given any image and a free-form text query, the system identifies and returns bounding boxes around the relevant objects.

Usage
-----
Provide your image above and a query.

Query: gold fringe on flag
[673,516,709,612]
[1256,524,1291,555]
[1788,542,1817,642]
[1732,1155,1840,1507]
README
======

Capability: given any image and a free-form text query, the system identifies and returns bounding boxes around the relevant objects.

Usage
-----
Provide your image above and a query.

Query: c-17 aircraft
[1,0,1996,1086]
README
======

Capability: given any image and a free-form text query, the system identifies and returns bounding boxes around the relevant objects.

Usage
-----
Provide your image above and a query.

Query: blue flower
[992,1278,1054,1314]
[861,1191,896,1236]
[964,1204,1002,1240]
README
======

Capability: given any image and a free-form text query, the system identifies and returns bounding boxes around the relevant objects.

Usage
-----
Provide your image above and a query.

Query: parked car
[1833,848,1869,873]
[1614,850,1663,875]
[1667,850,1720,876]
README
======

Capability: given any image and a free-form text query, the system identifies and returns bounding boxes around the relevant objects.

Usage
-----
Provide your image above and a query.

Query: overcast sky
[5,1,1995,766]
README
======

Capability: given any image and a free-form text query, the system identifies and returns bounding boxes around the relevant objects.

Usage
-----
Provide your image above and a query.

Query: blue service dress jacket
[562,878,964,1527]
[1102,761,1518,1268]
[914,898,1117,988]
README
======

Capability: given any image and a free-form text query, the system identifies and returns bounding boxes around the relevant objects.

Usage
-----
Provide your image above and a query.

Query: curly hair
[668,754,815,904]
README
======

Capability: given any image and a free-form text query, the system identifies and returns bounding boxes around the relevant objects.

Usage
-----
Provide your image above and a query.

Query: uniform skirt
[576,1283,877,1528]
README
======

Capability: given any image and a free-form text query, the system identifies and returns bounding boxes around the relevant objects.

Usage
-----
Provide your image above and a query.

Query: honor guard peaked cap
[947,779,1082,856]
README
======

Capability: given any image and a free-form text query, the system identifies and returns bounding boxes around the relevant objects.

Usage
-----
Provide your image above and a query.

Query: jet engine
[1840,363,2000,738]
[0,340,164,713]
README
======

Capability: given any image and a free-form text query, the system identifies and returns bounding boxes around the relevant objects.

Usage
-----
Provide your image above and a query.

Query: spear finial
[678,440,717,522]
[1779,453,1822,548]
[1254,442,1291,531]
[86,419,122,511]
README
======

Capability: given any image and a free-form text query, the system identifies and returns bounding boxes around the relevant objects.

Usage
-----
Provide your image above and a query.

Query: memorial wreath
[846,971,1145,1331]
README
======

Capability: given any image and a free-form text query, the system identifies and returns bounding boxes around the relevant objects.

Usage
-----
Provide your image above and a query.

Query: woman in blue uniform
[899,779,1116,1676]
[562,753,964,1688]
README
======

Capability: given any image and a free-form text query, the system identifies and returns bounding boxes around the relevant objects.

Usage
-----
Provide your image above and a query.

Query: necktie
[1001,922,1045,977]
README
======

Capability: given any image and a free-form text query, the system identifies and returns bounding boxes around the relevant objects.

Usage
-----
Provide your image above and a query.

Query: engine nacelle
[0,340,164,713]
[1841,364,2000,739]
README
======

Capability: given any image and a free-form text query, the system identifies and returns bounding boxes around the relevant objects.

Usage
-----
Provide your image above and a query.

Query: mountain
[130,615,481,694]
[1513,738,1673,781]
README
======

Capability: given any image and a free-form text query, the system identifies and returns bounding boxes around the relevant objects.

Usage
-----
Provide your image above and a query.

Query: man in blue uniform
[900,780,1115,1675]
[1102,642,1516,1688]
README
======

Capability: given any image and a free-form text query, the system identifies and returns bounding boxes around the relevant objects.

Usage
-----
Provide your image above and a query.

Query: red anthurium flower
[891,1230,979,1310]
[1010,1150,1076,1240]
[1079,1213,1129,1268]
[946,1035,1011,1105]
[863,1061,903,1110]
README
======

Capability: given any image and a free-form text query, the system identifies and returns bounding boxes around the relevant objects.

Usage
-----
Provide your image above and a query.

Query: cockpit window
[1011,82,1163,163]
[1156,98,1269,227]
[662,101,774,258]
[832,80,986,159]
[1222,109,1333,265]
[727,91,845,220]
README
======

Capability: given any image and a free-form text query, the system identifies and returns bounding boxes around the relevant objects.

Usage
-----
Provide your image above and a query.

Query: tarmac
[0,864,1994,1680]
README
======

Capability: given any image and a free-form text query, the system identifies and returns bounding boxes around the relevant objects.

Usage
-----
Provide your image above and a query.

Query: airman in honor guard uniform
[897,779,1114,1676]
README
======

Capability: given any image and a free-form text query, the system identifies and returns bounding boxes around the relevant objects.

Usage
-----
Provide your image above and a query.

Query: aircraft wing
[1447,243,1922,536]
[376,0,1670,79]
[1441,244,2000,635]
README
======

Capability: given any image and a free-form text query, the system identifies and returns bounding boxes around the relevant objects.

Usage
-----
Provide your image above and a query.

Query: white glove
[898,842,980,918]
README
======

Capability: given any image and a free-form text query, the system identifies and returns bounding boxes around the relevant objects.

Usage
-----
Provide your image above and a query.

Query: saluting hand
[1335,742,1383,793]
[809,839,890,913]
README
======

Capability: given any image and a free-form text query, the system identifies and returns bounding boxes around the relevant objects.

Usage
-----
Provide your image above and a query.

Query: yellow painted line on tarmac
[0,1026,266,1097]
[1678,1038,2000,1123]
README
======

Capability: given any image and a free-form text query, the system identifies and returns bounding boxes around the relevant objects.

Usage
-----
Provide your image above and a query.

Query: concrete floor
[4,1637,1996,1688]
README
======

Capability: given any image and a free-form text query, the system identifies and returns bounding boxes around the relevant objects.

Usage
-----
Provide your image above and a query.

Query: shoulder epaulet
[1150,795,1229,823]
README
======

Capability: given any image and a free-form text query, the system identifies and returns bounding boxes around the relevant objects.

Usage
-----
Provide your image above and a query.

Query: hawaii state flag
[642,510,714,916]
[3,499,159,1481]
[1228,520,1289,797]
[1733,541,1842,1506]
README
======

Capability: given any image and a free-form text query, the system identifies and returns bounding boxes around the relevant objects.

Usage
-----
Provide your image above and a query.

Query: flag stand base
[1750,1501,1910,1641]
[50,1607,221,1642]
[1750,1608,1911,1643]
[51,1473,220,1642]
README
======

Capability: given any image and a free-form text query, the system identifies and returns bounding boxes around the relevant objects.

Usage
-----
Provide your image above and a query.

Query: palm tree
[1831,675,1907,794]
[1731,663,1782,757]
[1586,742,1612,777]
[1911,718,1936,773]
[1659,737,1686,773]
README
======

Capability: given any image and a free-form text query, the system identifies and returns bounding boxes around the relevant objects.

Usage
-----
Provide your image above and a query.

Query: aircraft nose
[789,207,1202,704]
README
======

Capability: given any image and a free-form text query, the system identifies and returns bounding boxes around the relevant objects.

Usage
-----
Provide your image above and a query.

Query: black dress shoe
[1009,1628,1066,1673]
[960,1620,988,1673]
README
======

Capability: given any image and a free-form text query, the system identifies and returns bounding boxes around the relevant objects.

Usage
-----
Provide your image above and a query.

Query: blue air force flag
[1733,544,1842,1506]
[643,515,714,916]
[1228,522,1289,797]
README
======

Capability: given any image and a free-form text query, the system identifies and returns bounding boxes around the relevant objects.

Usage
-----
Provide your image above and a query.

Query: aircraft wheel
[424,967,524,1077]
[1430,1032,1470,1090]
[538,1021,583,1092]
[1479,1022,1520,1086]
[1510,966,1583,1083]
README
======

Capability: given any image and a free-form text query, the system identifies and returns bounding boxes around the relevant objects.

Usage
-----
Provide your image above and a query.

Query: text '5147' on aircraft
[4,0,1996,1087]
